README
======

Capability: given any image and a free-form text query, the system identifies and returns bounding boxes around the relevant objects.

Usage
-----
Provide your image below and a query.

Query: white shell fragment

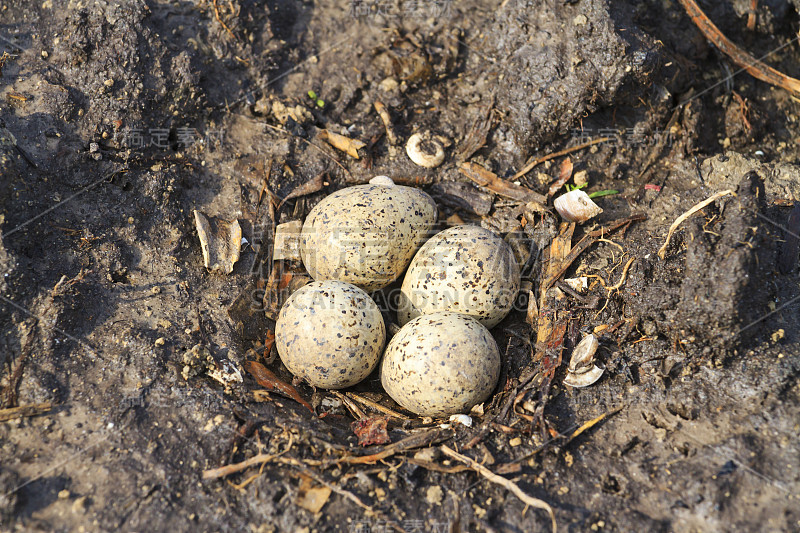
[568,334,599,373]
[554,189,603,223]
[300,184,437,291]
[563,365,605,388]
[276,280,386,389]
[406,131,445,168]
[398,225,521,328]
[449,414,473,427]
[369,175,395,186]
[381,312,500,416]
[193,210,242,274]
[564,334,604,388]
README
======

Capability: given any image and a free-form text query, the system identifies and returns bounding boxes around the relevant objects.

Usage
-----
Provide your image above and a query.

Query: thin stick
[0,402,52,422]
[345,392,410,419]
[678,0,800,95]
[202,452,279,479]
[338,427,453,465]
[513,137,612,180]
[441,445,557,533]
[657,190,735,259]
[373,101,397,145]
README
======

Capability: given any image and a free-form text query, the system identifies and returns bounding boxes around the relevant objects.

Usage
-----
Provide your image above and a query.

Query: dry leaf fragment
[243,360,314,413]
[547,156,574,198]
[459,161,546,205]
[318,129,366,159]
[193,210,242,274]
[351,416,391,446]
[277,173,327,209]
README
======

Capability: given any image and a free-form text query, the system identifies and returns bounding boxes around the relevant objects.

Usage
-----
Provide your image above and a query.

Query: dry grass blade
[678,0,800,95]
[440,445,557,533]
[657,190,735,259]
[345,392,410,419]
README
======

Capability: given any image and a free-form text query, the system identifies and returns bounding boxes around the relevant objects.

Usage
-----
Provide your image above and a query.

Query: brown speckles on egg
[275,280,385,389]
[398,225,521,328]
[300,184,437,292]
[380,312,500,416]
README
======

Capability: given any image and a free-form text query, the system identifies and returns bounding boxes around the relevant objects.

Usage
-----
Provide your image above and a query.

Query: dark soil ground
[2,0,800,531]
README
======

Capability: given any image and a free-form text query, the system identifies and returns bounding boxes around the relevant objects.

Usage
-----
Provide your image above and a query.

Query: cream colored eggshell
[381,312,500,416]
[398,225,521,328]
[301,184,437,292]
[276,280,386,389]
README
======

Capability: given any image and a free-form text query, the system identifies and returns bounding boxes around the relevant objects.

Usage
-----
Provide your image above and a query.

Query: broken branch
[678,0,800,95]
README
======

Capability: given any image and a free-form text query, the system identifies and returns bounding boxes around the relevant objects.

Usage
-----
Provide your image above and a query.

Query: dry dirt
[2,1,800,532]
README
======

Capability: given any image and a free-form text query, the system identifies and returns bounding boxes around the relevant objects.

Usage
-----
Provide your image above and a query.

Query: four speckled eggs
[272,181,519,415]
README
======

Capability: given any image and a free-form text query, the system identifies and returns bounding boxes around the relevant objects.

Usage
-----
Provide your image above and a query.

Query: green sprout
[565,182,588,192]
[588,189,619,199]
[307,90,325,108]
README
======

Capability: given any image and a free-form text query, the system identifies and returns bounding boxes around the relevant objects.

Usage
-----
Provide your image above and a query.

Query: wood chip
[295,475,332,513]
[318,129,366,159]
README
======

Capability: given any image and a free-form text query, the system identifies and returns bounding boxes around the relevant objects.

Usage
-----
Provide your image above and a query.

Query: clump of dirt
[2,0,800,531]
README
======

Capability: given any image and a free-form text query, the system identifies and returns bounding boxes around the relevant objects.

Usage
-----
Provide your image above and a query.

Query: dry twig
[345,392,410,420]
[338,427,453,465]
[513,137,612,180]
[0,402,52,422]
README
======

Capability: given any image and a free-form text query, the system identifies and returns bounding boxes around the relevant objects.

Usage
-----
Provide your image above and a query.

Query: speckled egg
[275,280,386,389]
[380,312,500,416]
[300,182,437,292]
[398,225,521,328]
